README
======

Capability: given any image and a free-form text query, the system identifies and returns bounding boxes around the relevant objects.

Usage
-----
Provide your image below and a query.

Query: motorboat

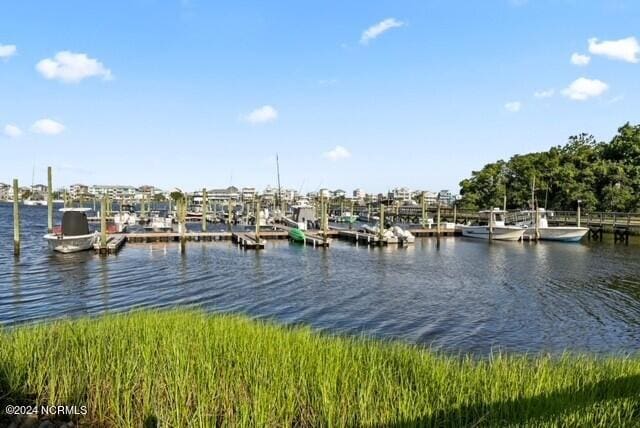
[43,208,99,253]
[460,208,525,241]
[337,211,358,224]
[517,209,588,242]
[390,225,415,244]
[23,199,47,206]
[288,227,306,243]
[144,212,173,232]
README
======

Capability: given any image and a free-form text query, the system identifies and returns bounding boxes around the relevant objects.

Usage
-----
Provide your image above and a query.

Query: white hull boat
[44,232,99,253]
[461,208,525,241]
[44,208,99,253]
[518,209,588,242]
[23,199,47,206]
[461,226,525,241]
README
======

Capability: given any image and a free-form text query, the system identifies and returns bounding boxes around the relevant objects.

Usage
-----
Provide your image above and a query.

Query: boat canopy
[62,211,90,236]
[59,207,92,212]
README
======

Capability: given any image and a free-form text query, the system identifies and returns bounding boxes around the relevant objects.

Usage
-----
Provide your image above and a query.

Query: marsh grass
[1,310,639,427]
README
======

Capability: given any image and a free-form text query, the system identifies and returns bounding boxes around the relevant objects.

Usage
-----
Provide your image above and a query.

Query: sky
[1,0,639,194]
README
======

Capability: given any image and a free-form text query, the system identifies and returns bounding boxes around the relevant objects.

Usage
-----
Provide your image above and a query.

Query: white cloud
[323,145,351,161]
[3,124,22,138]
[561,77,608,101]
[36,51,113,83]
[360,18,405,45]
[0,44,17,59]
[534,89,554,98]
[504,101,522,112]
[243,105,278,125]
[31,118,65,135]
[570,53,591,66]
[588,37,639,63]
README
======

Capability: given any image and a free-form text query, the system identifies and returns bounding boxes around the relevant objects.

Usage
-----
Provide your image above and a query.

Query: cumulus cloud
[0,44,17,59]
[36,51,113,83]
[323,145,351,161]
[571,53,591,66]
[31,118,65,135]
[534,89,554,99]
[360,18,405,45]
[588,37,639,63]
[504,101,522,112]
[3,124,22,138]
[243,105,278,125]
[561,77,608,101]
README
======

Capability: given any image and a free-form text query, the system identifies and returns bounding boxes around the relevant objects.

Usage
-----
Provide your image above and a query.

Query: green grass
[1,310,639,427]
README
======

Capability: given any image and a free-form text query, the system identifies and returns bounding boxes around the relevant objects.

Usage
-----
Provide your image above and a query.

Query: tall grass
[1,310,639,427]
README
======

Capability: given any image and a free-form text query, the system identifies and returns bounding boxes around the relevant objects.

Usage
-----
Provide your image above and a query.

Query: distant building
[388,187,412,201]
[89,185,136,199]
[332,189,347,198]
[352,188,366,199]
[437,190,457,207]
[70,184,89,198]
[241,187,256,201]
[207,186,240,201]
[0,182,10,200]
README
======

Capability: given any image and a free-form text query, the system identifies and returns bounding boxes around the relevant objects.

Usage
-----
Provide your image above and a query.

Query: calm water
[1,203,639,356]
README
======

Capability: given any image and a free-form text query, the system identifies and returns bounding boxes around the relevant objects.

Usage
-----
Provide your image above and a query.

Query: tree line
[458,123,640,212]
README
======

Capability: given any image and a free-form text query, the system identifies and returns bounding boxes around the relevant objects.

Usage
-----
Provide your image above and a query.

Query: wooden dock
[408,227,461,237]
[94,235,127,254]
[276,225,331,247]
[231,232,265,249]
[336,230,382,246]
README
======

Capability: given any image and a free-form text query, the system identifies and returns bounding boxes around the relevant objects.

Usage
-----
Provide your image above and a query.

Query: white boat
[23,199,47,206]
[43,208,99,253]
[390,225,415,244]
[461,209,525,241]
[517,209,588,242]
[144,213,173,232]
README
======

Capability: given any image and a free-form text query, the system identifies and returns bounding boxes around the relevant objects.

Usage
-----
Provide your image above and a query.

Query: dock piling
[202,188,208,232]
[13,179,20,256]
[100,195,107,251]
[47,167,53,233]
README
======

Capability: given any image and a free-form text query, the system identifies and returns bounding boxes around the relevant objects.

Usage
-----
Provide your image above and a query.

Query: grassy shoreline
[1,310,639,427]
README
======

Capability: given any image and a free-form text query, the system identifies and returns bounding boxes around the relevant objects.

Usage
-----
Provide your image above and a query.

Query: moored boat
[518,209,588,242]
[43,208,99,253]
[289,228,306,243]
[461,209,525,241]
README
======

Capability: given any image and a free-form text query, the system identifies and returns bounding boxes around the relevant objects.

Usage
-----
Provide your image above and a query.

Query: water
[1,203,639,356]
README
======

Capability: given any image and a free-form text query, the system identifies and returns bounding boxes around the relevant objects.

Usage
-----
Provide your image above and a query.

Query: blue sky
[1,0,638,193]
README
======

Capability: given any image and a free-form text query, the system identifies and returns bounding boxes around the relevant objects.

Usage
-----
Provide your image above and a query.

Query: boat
[288,227,306,243]
[390,225,415,244]
[337,211,358,224]
[43,208,99,253]
[517,209,588,242]
[144,212,173,232]
[23,199,47,206]
[460,208,526,241]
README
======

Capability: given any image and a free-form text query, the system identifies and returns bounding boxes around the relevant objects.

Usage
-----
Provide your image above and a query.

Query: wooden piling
[255,198,261,240]
[436,203,441,247]
[227,198,233,232]
[421,192,426,228]
[13,179,20,256]
[202,188,208,232]
[178,196,187,253]
[100,195,107,251]
[47,166,53,233]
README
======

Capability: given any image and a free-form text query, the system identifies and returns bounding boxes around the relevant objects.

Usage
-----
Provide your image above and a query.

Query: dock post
[488,209,494,241]
[13,179,20,256]
[255,198,261,241]
[178,196,187,253]
[421,192,426,228]
[436,203,441,247]
[577,202,581,228]
[322,196,328,241]
[379,204,385,243]
[100,195,107,251]
[202,188,208,232]
[47,166,53,233]
[227,198,233,232]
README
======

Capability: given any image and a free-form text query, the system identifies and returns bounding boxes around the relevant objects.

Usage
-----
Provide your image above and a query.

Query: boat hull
[44,232,99,253]
[525,227,588,242]
[288,228,306,242]
[461,226,525,241]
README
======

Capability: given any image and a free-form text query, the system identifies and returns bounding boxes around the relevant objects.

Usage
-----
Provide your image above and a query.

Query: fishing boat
[337,211,358,223]
[517,209,588,242]
[144,211,173,232]
[43,208,99,253]
[288,227,306,243]
[390,225,415,244]
[460,209,526,241]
